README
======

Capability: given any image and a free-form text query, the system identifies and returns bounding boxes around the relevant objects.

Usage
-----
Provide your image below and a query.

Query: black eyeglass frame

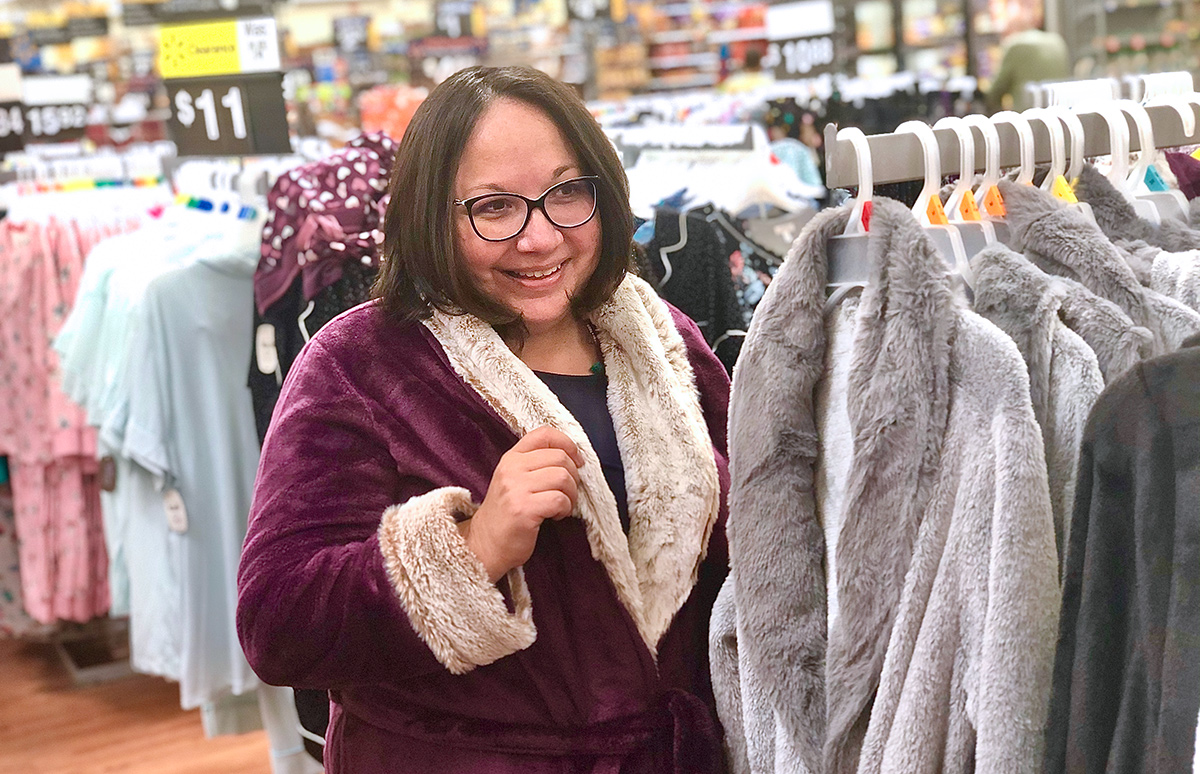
[453,175,601,242]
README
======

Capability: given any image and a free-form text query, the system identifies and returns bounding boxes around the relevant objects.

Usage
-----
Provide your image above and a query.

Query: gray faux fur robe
[970,246,1104,558]
[1000,180,1200,354]
[1073,163,1200,252]
[713,198,1060,774]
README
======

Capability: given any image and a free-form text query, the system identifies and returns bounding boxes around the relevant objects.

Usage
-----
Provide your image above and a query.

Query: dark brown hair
[374,66,635,333]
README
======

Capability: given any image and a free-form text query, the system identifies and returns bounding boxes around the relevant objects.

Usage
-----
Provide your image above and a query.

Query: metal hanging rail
[823,103,1200,188]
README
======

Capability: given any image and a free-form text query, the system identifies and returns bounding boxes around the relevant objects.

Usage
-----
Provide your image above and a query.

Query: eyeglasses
[454,176,600,242]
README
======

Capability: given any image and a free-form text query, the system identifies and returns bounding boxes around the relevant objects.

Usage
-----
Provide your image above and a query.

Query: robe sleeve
[236,337,536,689]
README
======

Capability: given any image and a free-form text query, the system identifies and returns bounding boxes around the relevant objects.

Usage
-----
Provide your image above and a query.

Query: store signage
[0,39,11,64]
[166,72,289,156]
[764,0,836,80]
[124,0,276,26]
[333,16,371,55]
[159,17,288,156]
[0,74,94,150]
[408,36,487,88]
[28,25,72,48]
[0,63,23,155]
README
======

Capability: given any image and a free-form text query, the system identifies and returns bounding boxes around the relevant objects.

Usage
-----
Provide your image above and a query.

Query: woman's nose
[515,206,564,252]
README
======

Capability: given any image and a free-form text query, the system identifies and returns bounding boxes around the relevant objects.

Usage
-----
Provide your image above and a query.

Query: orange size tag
[1051,175,1079,203]
[926,196,950,225]
[959,193,982,221]
[983,185,1007,217]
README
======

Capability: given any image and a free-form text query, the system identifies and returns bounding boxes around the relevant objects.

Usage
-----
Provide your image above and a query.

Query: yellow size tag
[984,185,1007,217]
[959,193,982,221]
[1051,175,1079,203]
[1192,147,1200,160]
[926,196,949,225]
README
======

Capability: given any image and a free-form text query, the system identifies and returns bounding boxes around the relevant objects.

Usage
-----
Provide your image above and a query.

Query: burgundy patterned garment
[1166,151,1200,201]
[254,132,397,315]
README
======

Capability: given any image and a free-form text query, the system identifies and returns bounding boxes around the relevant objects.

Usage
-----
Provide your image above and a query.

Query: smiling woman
[236,66,733,774]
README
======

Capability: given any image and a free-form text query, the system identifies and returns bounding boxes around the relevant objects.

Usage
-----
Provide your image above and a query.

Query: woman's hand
[459,426,584,583]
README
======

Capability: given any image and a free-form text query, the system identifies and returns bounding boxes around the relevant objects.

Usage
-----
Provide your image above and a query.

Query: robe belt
[345,688,724,773]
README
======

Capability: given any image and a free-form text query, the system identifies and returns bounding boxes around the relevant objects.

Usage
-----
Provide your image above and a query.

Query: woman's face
[453,98,602,337]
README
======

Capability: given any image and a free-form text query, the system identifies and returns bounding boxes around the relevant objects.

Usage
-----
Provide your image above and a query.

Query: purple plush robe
[236,295,731,773]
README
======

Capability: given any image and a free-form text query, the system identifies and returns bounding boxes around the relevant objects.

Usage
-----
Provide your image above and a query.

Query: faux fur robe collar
[422,274,720,656]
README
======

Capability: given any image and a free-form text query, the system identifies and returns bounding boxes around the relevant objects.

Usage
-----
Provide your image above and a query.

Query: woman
[236,66,732,772]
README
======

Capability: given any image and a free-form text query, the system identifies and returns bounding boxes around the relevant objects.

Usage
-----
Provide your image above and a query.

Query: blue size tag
[1145,165,1170,192]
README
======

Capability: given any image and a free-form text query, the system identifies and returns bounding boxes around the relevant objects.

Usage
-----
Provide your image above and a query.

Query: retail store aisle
[0,638,273,773]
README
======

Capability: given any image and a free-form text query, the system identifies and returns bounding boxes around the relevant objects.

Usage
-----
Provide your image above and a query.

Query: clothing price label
[166,72,290,156]
[164,488,189,534]
[764,0,837,80]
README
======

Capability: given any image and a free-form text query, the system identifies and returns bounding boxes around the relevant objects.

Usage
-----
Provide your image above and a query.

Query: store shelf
[649,52,721,69]
[708,26,768,43]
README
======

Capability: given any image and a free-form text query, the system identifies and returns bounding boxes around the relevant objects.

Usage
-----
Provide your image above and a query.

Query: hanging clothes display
[1045,332,1200,774]
[713,199,1060,774]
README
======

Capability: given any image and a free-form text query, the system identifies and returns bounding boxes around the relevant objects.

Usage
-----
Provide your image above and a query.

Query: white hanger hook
[962,114,1001,209]
[991,111,1036,185]
[836,126,873,235]
[1047,107,1088,183]
[1022,108,1067,191]
[1141,72,1200,138]
[1116,99,1156,191]
[895,120,943,224]
[932,116,975,220]
[1088,102,1133,195]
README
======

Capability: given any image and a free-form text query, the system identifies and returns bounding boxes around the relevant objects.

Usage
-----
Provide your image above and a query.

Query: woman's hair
[374,66,635,332]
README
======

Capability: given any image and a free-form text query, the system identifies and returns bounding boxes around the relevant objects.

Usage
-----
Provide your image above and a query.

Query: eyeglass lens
[468,178,597,241]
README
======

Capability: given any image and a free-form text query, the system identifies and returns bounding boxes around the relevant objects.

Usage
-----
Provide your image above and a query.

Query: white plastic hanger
[932,115,996,257]
[991,110,1037,185]
[896,119,973,288]
[825,127,872,307]
[1039,105,1098,225]
[1117,98,1187,222]
[961,113,1012,246]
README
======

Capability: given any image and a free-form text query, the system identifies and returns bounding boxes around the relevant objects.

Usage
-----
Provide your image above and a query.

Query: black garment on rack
[1044,333,1200,774]
[247,259,378,762]
[645,205,747,373]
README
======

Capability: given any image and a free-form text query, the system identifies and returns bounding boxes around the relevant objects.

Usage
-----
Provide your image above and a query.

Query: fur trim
[1074,164,1200,252]
[421,275,720,656]
[377,486,536,675]
[1151,249,1200,312]
[1145,289,1200,351]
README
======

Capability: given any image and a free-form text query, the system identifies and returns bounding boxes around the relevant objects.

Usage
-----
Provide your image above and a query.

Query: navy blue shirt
[534,371,630,533]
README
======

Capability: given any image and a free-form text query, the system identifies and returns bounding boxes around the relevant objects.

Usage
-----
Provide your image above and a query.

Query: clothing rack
[823,102,1200,188]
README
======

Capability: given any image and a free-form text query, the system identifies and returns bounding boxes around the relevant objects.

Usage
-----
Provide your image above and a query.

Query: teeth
[514,263,563,279]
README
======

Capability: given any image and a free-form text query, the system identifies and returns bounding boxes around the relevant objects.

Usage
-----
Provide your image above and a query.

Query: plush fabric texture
[970,245,1104,558]
[722,198,1059,774]
[1051,275,1154,383]
[1045,333,1200,774]
[237,275,732,774]
[1150,249,1200,312]
[1165,150,1200,200]
[1112,238,1161,285]
[1073,163,1200,252]
[1144,288,1200,352]
[1000,179,1179,353]
[709,576,751,774]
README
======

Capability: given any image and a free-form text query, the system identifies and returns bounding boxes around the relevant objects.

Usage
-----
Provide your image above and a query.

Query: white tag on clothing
[164,489,189,534]
[255,323,280,375]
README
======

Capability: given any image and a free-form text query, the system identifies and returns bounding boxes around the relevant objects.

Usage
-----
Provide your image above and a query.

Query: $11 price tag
[160,17,290,156]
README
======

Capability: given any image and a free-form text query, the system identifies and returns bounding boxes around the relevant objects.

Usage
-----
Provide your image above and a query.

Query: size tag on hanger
[164,489,189,534]
[959,193,982,221]
[1144,166,1169,193]
[983,186,1006,217]
[1192,147,1200,161]
[1051,176,1079,203]
[926,196,949,225]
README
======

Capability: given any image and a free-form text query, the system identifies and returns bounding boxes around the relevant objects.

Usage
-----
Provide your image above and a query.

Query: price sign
[18,74,92,146]
[161,17,288,156]
[65,16,110,40]
[166,72,289,156]
[764,0,837,80]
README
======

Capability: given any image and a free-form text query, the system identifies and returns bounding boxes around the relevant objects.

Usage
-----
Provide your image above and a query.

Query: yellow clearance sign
[158,17,280,80]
